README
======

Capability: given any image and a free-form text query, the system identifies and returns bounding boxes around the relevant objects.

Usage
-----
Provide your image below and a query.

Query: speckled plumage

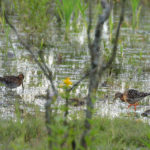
[114,89,150,110]
[69,98,85,106]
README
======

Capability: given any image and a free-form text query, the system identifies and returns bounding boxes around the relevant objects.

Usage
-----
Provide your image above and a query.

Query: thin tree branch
[45,88,53,149]
[87,0,92,48]
[67,71,89,92]
[64,97,69,121]
[93,0,111,48]
[68,0,112,93]
[38,50,53,78]
[101,0,125,71]
[68,0,125,93]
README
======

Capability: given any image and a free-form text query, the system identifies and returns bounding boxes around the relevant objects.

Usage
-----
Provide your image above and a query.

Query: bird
[0,73,24,89]
[56,53,63,64]
[113,89,150,111]
[141,109,150,117]
[69,98,85,106]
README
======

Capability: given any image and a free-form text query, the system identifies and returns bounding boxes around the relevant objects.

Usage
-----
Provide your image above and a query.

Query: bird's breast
[120,95,128,103]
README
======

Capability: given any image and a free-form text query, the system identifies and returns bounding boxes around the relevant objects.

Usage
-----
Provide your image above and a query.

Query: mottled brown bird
[0,73,24,89]
[114,89,150,111]
[141,109,150,117]
[69,98,85,106]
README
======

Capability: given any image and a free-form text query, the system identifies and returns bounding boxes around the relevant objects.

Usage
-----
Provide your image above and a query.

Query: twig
[68,0,125,93]
[64,97,69,120]
[68,1,112,93]
[67,71,89,92]
[87,0,92,48]
[97,0,125,80]
[45,88,53,149]
[38,50,53,78]
[92,0,111,48]
[101,0,125,71]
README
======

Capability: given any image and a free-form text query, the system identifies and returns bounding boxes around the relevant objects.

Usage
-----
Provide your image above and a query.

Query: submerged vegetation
[0,0,150,149]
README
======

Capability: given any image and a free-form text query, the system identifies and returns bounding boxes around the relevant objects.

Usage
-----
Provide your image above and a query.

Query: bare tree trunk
[81,0,111,148]
[81,0,126,148]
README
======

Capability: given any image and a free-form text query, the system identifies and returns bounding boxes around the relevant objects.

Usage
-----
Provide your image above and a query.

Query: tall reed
[130,0,141,29]
[56,0,87,33]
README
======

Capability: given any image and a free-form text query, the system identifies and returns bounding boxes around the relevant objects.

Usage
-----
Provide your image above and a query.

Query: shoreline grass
[0,112,150,150]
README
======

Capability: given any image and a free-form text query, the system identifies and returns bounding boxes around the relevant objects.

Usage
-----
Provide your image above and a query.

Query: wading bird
[114,89,150,111]
[0,73,24,89]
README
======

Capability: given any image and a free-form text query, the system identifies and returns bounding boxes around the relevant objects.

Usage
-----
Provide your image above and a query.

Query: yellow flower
[63,77,72,87]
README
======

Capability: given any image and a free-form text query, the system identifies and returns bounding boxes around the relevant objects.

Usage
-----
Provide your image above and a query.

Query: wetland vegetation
[0,0,150,149]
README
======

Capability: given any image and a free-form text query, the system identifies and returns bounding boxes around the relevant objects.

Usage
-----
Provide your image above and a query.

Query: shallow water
[0,3,150,121]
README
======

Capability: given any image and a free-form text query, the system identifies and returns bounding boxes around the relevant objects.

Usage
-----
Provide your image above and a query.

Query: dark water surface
[0,3,150,121]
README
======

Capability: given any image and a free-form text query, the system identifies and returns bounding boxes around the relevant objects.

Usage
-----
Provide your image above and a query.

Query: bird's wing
[127,89,148,99]
[3,76,17,83]
[126,89,141,99]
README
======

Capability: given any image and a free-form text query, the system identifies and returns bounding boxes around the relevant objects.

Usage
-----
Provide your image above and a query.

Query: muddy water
[0,4,150,120]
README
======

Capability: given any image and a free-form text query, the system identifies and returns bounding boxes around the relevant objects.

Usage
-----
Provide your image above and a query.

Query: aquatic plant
[13,0,50,32]
[56,0,87,33]
[109,11,114,41]
[130,0,141,29]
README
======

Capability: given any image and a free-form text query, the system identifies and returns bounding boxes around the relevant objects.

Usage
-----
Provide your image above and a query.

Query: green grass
[13,0,50,32]
[0,111,150,150]
[0,113,47,150]
[56,0,87,33]
[130,0,141,29]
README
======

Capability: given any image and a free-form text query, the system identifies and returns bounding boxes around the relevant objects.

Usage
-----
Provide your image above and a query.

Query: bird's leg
[128,102,139,111]
[134,102,139,111]
[128,104,133,108]
[134,105,136,111]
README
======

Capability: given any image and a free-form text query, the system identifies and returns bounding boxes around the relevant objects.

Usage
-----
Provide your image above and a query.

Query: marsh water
[0,3,150,120]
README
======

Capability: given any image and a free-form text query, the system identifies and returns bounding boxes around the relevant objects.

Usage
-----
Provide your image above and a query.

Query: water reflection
[0,5,150,122]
